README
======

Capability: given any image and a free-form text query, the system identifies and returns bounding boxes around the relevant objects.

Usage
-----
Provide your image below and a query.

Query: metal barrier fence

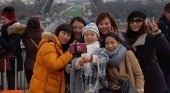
[0,49,28,93]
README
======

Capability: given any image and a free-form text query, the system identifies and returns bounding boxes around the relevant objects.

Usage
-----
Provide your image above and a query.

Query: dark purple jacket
[22,28,43,69]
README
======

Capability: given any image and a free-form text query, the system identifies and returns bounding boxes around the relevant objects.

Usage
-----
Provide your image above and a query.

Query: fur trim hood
[41,31,57,42]
[7,22,26,35]
[38,32,62,52]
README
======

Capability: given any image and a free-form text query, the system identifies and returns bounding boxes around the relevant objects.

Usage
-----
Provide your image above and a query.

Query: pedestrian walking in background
[22,17,43,86]
[157,3,170,92]
[0,6,25,90]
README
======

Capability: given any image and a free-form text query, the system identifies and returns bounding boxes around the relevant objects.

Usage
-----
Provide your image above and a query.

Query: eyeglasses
[129,18,143,24]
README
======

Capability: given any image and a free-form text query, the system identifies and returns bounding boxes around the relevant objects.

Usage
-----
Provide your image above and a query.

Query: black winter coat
[0,21,25,71]
[157,15,170,73]
[127,33,170,93]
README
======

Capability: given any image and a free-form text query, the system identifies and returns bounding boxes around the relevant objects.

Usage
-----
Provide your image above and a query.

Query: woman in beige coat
[102,32,144,93]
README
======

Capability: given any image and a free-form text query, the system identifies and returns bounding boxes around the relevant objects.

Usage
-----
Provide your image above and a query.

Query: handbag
[0,49,12,72]
[30,38,38,48]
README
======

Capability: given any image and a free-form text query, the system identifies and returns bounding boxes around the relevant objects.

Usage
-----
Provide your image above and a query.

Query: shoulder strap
[124,55,128,74]
[30,38,38,48]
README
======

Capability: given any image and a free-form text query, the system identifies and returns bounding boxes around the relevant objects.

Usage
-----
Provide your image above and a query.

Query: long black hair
[70,16,87,26]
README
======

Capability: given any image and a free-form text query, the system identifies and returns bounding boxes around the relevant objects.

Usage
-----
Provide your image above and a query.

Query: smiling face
[58,31,71,45]
[129,17,143,32]
[72,20,85,40]
[98,17,113,35]
[105,36,119,52]
[83,30,98,45]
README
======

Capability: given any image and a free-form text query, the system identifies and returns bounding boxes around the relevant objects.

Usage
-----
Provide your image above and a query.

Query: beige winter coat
[107,50,144,93]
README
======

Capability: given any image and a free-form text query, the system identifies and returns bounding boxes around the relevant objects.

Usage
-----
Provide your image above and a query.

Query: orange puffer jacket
[28,32,72,93]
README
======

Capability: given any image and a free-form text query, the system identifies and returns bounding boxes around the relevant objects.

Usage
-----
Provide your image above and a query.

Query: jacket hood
[38,31,63,54]
[7,22,26,35]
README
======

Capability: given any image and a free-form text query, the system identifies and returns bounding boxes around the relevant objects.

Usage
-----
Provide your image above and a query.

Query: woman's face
[58,31,71,45]
[129,17,143,32]
[105,36,119,52]
[72,21,85,40]
[98,17,113,35]
[84,30,98,45]
[1,16,12,25]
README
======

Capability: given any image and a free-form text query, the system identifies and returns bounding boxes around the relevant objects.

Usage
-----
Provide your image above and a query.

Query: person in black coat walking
[22,17,43,86]
[0,6,25,90]
[125,10,170,93]
[157,3,170,92]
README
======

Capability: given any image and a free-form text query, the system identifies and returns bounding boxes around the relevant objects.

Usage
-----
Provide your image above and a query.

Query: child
[70,23,103,93]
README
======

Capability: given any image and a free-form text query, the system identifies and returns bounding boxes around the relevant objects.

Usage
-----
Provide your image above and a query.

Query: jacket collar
[132,33,147,51]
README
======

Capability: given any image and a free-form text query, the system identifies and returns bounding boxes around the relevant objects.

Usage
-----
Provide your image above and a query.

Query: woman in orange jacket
[28,23,74,93]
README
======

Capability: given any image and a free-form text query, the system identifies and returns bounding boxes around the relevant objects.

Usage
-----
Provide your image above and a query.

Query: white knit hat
[82,23,100,37]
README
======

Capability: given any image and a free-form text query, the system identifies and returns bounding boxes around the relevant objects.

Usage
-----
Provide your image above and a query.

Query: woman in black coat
[125,10,170,93]
[0,6,25,89]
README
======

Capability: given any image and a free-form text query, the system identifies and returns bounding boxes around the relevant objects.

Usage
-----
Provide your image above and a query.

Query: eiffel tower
[32,0,54,15]
[89,0,105,15]
[33,0,105,16]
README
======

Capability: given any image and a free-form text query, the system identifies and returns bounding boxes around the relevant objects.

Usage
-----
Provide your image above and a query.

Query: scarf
[86,41,100,54]
[106,44,127,66]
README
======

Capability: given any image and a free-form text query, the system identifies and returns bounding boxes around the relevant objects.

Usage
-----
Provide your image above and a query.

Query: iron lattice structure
[89,0,105,15]
[33,0,54,15]
[33,0,104,16]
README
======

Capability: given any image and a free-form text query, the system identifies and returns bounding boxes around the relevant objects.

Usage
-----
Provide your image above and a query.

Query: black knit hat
[127,10,146,22]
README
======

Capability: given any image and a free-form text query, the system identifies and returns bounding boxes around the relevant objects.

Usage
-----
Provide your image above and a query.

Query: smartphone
[69,43,87,54]
[76,43,87,53]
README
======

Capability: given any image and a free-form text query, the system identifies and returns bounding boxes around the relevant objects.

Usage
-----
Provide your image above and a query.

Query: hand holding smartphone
[69,43,87,56]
